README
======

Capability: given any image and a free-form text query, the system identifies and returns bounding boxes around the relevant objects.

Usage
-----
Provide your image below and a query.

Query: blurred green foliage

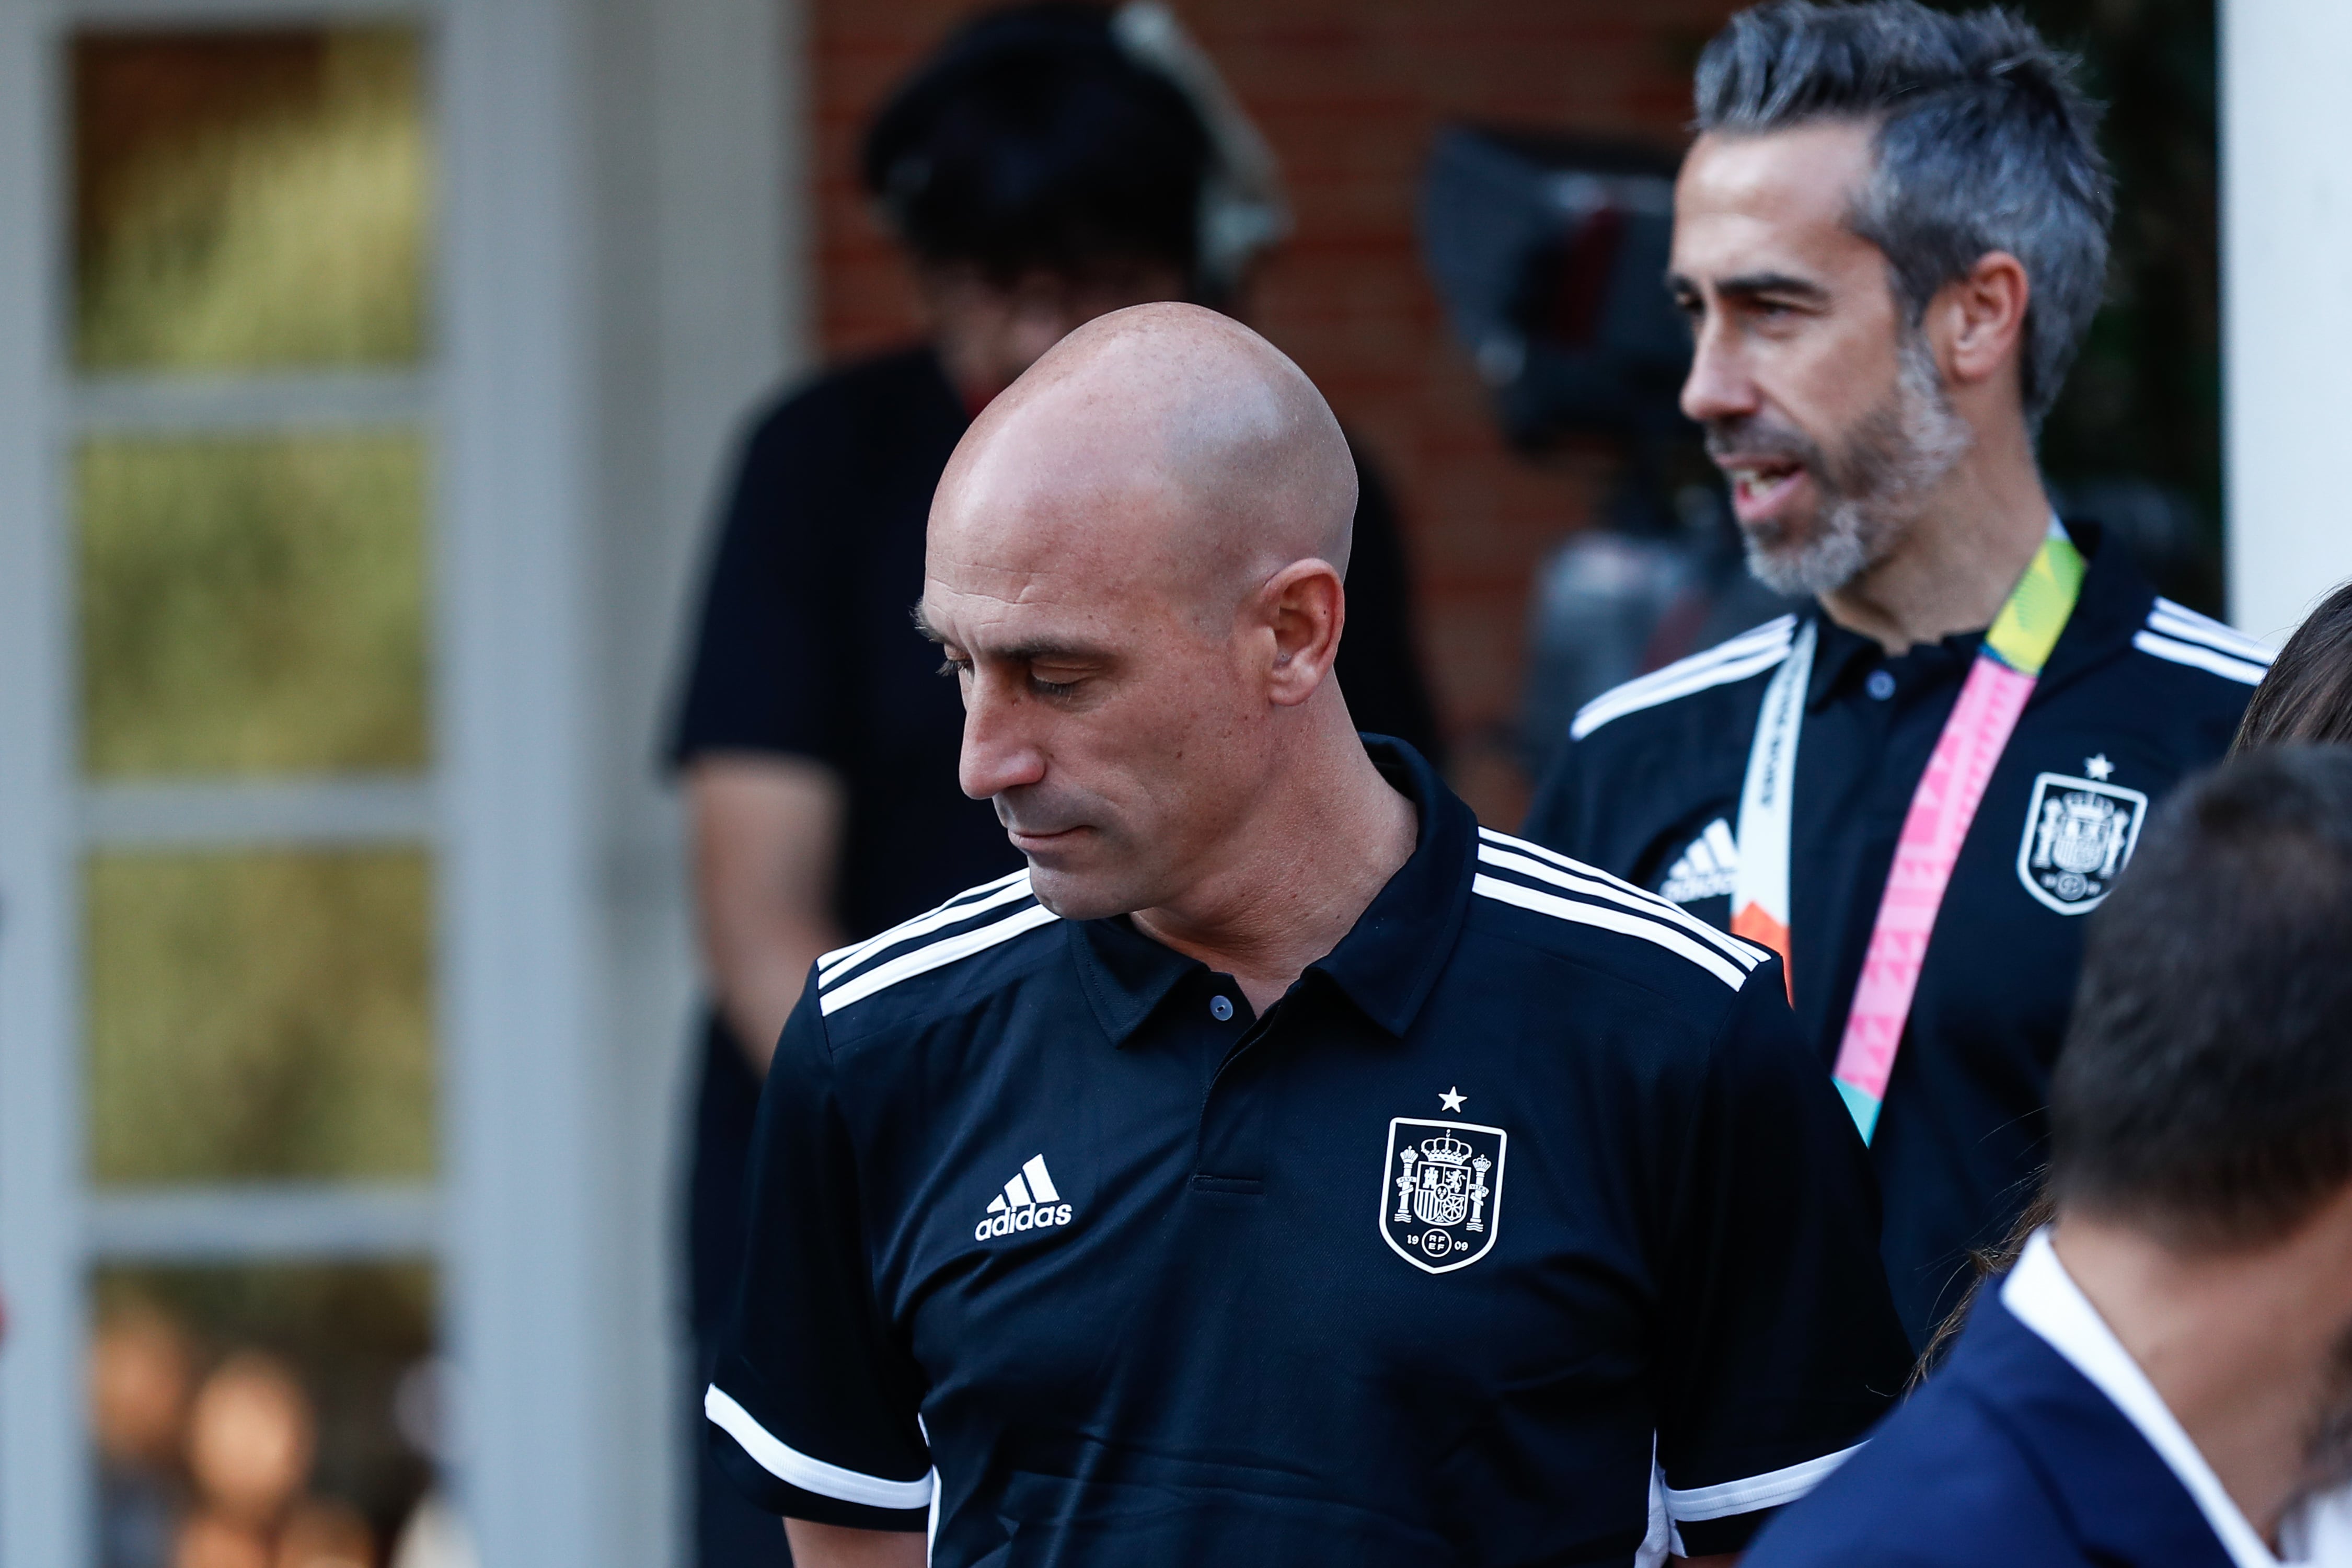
[77,433,429,777]
[74,28,426,371]
[86,849,435,1184]
[72,27,442,1213]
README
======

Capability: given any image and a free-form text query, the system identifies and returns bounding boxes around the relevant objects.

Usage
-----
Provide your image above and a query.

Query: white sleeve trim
[1663,1443,1861,1521]
[705,1384,935,1511]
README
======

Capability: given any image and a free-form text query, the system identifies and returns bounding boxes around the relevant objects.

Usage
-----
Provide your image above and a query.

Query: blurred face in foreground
[1671,120,1971,597]
[919,304,1357,921]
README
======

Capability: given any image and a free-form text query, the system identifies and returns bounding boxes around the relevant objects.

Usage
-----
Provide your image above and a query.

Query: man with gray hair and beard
[1523,0,2264,1351]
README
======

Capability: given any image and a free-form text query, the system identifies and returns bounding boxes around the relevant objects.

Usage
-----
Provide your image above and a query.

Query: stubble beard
[2292,1319,2352,1511]
[1725,335,1975,599]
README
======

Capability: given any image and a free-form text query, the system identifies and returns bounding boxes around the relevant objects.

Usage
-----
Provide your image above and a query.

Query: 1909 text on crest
[1378,1117,1507,1275]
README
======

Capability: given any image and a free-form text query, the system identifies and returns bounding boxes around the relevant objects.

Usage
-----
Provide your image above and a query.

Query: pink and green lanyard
[1730,521,2085,1142]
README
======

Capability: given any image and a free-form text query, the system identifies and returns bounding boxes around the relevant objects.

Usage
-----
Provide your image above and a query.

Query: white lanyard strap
[1728,618,1814,979]
[1723,520,2085,1141]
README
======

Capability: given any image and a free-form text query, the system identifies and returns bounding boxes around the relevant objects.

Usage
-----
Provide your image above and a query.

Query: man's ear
[1260,558,1346,708]
[1930,250,2032,393]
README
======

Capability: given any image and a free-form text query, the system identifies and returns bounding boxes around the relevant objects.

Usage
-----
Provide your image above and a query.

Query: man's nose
[958,678,1048,801]
[1680,317,1760,427]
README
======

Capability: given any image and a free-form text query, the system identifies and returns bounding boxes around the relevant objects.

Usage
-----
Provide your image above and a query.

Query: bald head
[920,304,1381,923]
[932,302,1357,613]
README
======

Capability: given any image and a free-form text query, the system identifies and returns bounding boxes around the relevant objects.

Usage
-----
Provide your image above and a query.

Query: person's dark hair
[2049,746,2352,1246]
[2234,581,2352,752]
[861,3,1214,287]
[1692,1,2114,429]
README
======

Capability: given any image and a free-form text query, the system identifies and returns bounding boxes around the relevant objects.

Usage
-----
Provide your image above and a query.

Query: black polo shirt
[1522,522,2264,1347]
[709,740,1912,1567]
[668,347,1017,942]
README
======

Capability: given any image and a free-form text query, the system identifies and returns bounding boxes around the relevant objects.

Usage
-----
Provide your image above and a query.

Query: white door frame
[0,3,81,1561]
[435,0,607,1554]
[0,0,610,1559]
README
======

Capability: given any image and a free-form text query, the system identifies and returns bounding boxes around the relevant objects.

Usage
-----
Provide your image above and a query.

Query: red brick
[807,0,1740,822]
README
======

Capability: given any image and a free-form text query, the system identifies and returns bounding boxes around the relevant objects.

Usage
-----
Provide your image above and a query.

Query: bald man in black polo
[708,304,1910,1568]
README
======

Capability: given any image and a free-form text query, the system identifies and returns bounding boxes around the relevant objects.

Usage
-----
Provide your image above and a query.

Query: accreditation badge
[2016,763,2148,915]
[1378,1117,1506,1274]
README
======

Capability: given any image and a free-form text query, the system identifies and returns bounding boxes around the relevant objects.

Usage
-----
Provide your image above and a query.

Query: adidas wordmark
[976,1154,1073,1240]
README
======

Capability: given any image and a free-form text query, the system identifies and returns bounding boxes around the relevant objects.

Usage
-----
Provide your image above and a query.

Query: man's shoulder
[1567,614,1797,748]
[1521,620,1785,867]
[811,870,1067,1049]
[1743,1346,2081,1567]
[1750,1288,2247,1568]
[2115,596,2272,704]
[1465,826,1774,1011]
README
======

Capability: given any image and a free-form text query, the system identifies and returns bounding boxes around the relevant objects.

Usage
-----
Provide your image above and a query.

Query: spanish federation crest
[1378,1118,1506,1275]
[2017,770,2148,915]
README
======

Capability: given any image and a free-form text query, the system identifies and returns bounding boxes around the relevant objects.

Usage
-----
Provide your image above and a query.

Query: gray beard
[1741,337,1973,598]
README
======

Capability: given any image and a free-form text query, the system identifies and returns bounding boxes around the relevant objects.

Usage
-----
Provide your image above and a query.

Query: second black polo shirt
[1523,522,2264,1346]
[709,740,1912,1567]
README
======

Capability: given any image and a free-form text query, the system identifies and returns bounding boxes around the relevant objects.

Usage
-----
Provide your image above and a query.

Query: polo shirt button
[1865,670,1897,701]
[1209,995,1235,1022]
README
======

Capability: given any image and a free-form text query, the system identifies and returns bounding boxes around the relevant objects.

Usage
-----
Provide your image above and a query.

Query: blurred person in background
[1415,124,1802,785]
[94,1305,193,1568]
[663,6,1438,1563]
[175,1351,376,1568]
[1745,746,2352,1567]
[1522,0,2263,1350]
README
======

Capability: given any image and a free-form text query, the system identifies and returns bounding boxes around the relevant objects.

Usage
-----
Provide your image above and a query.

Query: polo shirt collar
[1802,612,1979,712]
[2034,516,2160,696]
[1797,516,2154,713]
[2001,1230,2290,1568]
[1069,737,1475,1047]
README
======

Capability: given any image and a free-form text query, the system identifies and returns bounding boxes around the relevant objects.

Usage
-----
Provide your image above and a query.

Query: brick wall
[810,0,1741,824]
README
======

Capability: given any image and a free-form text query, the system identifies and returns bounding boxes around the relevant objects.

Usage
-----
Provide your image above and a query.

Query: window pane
[78,433,429,777]
[73,27,428,371]
[86,849,435,1185]
[91,1262,442,1566]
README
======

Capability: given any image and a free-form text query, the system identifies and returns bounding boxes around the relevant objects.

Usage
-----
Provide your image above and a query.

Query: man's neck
[2053,1195,2352,1546]
[1820,438,2055,655]
[1132,716,1417,1016]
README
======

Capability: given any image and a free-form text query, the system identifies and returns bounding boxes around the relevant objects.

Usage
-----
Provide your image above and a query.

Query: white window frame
[0,0,613,1559]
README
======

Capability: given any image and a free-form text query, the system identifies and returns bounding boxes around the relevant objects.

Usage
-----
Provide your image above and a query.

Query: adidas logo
[1658,818,1739,905]
[974,1155,1073,1241]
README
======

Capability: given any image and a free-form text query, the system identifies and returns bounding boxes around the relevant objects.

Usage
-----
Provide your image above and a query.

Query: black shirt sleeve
[1336,437,1446,768]
[707,977,933,1530]
[667,392,852,770]
[1654,959,1915,1555]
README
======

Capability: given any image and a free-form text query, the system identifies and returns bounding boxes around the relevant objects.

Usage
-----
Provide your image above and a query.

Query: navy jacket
[1745,1293,2236,1568]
